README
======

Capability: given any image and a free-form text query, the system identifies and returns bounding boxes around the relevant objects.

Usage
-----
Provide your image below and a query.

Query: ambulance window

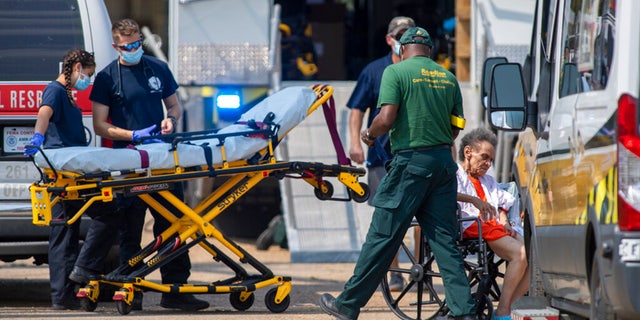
[559,0,615,98]
[0,0,84,82]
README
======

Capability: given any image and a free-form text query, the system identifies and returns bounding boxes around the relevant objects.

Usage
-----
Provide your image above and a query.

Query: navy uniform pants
[48,201,82,306]
[334,147,476,319]
[118,182,191,284]
[74,201,121,273]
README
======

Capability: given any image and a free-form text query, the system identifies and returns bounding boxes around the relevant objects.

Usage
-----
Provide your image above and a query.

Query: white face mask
[393,39,402,56]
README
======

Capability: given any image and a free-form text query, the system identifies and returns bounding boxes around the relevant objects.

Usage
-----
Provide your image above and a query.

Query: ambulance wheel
[314,181,334,200]
[230,291,254,311]
[349,182,370,203]
[265,287,289,313]
[80,297,98,312]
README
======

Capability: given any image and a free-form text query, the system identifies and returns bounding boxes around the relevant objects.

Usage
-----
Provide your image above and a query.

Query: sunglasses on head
[116,39,142,52]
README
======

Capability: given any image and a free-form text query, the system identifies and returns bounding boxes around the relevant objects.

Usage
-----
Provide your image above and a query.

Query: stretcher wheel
[229,291,254,311]
[114,288,134,315]
[116,299,133,315]
[264,287,290,313]
[314,181,334,200]
[349,182,370,203]
[80,297,98,312]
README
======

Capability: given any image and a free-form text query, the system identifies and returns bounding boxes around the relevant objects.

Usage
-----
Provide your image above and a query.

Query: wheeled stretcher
[28,85,369,314]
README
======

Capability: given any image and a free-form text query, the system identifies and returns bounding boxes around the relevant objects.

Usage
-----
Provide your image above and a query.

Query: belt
[395,144,451,154]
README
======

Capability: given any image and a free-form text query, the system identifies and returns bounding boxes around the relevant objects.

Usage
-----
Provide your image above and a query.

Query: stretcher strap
[315,84,350,166]
[199,143,214,170]
[126,144,149,168]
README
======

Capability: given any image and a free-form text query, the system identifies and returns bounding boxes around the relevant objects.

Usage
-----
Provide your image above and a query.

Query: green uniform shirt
[377,56,463,154]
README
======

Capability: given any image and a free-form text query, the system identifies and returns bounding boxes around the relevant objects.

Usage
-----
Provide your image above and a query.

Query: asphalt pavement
[0,236,410,320]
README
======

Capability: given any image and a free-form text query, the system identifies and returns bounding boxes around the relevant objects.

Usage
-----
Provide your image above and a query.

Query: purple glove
[132,124,157,143]
[141,132,164,144]
[24,132,44,156]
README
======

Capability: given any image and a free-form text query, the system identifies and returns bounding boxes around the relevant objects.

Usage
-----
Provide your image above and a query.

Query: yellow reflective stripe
[603,167,612,224]
[611,167,618,223]
[594,178,606,223]
[451,115,466,129]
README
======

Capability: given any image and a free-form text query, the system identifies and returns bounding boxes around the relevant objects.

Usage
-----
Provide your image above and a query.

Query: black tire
[590,258,616,319]
[80,296,98,312]
[473,292,493,320]
[230,291,254,311]
[380,230,447,320]
[265,287,290,313]
[313,181,334,200]
[116,299,133,315]
[524,213,545,297]
[349,182,370,203]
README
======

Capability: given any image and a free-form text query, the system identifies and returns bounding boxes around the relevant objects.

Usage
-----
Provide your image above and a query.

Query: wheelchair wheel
[473,292,493,320]
[380,230,447,320]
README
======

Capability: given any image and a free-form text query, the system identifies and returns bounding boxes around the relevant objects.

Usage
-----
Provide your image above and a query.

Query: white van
[0,0,116,264]
[484,0,640,318]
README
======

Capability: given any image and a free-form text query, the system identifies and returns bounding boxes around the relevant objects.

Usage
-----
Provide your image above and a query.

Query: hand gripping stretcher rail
[28,85,369,315]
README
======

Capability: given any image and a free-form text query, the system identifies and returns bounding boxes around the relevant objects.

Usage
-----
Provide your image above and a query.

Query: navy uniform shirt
[90,56,178,148]
[41,81,87,148]
[346,53,392,167]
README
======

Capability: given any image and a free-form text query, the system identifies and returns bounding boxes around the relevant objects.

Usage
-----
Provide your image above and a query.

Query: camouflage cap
[387,16,416,36]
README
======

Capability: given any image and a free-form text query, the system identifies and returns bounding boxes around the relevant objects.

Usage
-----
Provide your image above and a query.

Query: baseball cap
[399,26,433,47]
[387,16,416,36]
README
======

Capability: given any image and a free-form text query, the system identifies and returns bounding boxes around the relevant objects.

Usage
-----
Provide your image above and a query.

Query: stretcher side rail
[31,160,367,228]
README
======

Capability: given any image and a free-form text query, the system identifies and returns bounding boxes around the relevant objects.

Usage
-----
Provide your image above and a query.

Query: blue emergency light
[216,90,242,109]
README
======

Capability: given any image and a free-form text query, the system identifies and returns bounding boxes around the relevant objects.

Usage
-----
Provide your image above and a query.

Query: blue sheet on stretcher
[34,86,316,174]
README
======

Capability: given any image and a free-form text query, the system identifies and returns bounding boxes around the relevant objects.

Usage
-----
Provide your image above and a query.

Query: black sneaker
[68,266,97,284]
[160,293,209,311]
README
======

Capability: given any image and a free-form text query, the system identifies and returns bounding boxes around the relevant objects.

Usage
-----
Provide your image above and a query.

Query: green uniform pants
[335,147,476,319]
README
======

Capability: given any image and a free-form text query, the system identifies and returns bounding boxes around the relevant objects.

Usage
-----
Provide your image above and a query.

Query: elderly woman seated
[455,127,528,320]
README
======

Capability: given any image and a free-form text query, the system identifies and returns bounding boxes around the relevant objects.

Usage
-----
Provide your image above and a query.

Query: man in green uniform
[319,26,476,320]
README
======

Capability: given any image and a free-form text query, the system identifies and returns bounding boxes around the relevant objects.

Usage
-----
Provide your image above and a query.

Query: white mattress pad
[34,86,316,174]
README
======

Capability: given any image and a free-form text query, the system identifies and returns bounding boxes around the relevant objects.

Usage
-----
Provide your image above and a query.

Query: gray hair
[458,127,498,160]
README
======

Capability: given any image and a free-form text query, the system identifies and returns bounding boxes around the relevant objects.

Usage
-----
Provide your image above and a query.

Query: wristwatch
[167,115,178,131]
[365,129,374,141]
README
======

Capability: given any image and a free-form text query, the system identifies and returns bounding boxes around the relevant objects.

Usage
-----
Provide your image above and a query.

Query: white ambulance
[0,0,116,264]
[485,0,640,318]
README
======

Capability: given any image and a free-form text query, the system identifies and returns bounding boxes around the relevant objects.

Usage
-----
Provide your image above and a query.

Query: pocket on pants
[372,162,403,209]
[370,208,393,236]
[405,163,434,179]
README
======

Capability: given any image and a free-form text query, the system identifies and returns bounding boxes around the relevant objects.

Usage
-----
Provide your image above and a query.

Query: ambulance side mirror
[487,63,527,131]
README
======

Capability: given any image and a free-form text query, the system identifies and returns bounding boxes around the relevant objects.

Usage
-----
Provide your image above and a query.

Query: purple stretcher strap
[316,84,351,166]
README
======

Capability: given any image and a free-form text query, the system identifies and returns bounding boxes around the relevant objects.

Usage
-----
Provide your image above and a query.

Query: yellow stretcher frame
[28,84,368,315]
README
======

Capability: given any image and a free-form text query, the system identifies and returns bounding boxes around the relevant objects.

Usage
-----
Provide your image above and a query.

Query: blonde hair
[111,18,140,43]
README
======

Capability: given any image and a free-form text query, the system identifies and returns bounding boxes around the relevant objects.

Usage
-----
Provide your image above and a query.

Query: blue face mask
[121,47,144,64]
[74,68,91,91]
[393,39,402,56]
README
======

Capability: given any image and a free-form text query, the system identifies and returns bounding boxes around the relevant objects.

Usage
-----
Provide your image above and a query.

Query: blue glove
[24,132,44,156]
[132,124,157,143]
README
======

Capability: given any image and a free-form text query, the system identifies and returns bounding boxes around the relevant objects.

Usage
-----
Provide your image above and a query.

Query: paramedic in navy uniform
[74,18,209,311]
[25,49,97,310]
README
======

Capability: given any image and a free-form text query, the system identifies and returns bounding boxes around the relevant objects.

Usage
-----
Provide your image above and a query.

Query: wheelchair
[380,214,505,320]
